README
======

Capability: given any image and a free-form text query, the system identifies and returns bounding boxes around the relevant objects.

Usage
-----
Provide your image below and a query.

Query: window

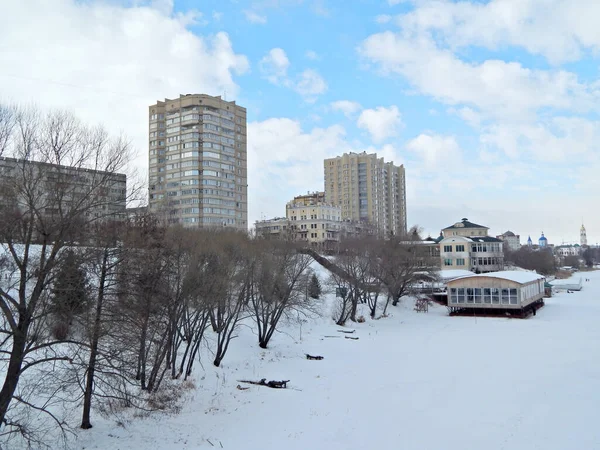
[491,288,500,304]
[457,288,465,303]
[483,288,491,304]
[450,288,458,304]
[456,245,465,252]
[456,258,465,266]
[474,288,482,304]
[510,288,518,305]
[466,288,474,303]
[443,245,452,252]
[501,289,510,305]
[444,259,453,266]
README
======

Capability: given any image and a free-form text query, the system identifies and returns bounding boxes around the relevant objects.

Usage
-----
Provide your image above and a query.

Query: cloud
[448,106,481,128]
[375,14,392,24]
[358,32,598,121]
[212,11,223,21]
[330,100,362,117]
[357,105,402,142]
[305,50,319,60]
[481,117,600,162]
[247,118,348,223]
[259,50,327,101]
[259,48,290,84]
[294,69,328,101]
[396,0,600,64]
[388,0,409,5]
[406,133,462,168]
[243,10,267,24]
[0,0,249,183]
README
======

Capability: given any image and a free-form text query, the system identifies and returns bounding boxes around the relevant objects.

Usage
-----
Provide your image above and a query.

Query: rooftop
[443,218,489,230]
[451,270,545,284]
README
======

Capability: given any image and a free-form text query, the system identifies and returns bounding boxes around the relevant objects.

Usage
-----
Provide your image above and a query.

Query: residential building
[255,191,343,249]
[148,94,247,229]
[286,192,342,246]
[497,231,521,252]
[439,218,504,273]
[323,151,406,236]
[0,156,126,222]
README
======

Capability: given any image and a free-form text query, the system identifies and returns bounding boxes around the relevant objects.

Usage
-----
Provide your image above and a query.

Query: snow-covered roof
[449,270,545,284]
[439,269,474,280]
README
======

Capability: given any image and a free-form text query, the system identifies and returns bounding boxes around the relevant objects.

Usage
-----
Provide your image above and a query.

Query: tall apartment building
[148,94,248,229]
[323,152,406,236]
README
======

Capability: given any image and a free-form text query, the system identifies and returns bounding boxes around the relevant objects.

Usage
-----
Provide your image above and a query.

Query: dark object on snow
[345,336,359,340]
[238,378,290,389]
[337,329,355,334]
[306,354,324,360]
[236,384,250,390]
[323,335,341,338]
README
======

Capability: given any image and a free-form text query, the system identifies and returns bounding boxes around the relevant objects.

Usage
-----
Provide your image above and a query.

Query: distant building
[497,231,521,252]
[255,191,343,249]
[0,156,126,223]
[581,224,587,246]
[324,151,406,236]
[439,218,504,273]
[538,233,548,248]
[527,236,533,246]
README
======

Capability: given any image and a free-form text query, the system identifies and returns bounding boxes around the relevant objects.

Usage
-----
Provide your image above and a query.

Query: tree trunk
[81,249,108,429]
[0,327,27,428]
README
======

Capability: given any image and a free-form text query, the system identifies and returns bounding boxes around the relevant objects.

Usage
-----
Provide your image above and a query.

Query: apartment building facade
[148,94,248,229]
[255,191,343,248]
[0,156,126,222]
[323,152,406,236]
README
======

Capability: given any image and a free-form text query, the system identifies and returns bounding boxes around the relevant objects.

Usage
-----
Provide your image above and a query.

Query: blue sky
[1,0,599,244]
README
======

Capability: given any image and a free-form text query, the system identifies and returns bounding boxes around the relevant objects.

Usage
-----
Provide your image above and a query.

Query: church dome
[539,233,547,241]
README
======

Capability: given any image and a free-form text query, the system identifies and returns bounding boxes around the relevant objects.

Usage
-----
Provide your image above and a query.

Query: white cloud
[212,11,223,21]
[259,48,290,84]
[448,106,481,128]
[406,133,462,168]
[294,69,328,101]
[244,10,267,24]
[0,0,249,182]
[481,118,600,162]
[357,105,403,142]
[248,118,348,223]
[396,0,600,64]
[388,0,409,5]
[330,100,362,117]
[358,32,598,121]
[305,50,319,60]
[375,14,392,24]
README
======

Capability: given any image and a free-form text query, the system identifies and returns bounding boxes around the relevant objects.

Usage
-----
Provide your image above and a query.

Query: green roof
[443,218,489,231]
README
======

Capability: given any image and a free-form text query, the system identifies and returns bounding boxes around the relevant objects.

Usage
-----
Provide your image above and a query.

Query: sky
[0,0,598,245]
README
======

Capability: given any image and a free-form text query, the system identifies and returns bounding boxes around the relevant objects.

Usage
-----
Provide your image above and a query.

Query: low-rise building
[255,191,343,248]
[447,271,545,315]
[439,218,504,273]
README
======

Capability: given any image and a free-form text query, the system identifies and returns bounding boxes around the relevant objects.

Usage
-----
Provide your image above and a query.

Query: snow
[452,270,545,284]
[438,269,474,280]
[43,269,600,449]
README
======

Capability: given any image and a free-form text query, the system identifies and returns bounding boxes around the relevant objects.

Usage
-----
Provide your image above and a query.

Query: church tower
[581,224,587,246]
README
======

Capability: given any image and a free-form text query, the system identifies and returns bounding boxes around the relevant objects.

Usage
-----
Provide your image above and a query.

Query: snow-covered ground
[75,269,600,450]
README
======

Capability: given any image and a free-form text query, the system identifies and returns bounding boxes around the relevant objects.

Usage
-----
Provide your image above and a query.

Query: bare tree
[0,105,133,443]
[373,229,432,315]
[249,240,313,349]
